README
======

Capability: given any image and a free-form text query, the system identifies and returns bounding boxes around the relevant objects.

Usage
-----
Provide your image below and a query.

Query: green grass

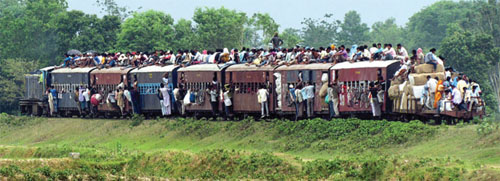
[0,114,499,179]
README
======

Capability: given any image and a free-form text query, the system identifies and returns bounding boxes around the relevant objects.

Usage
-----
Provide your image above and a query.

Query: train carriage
[331,60,400,114]
[90,67,135,115]
[224,64,280,115]
[19,66,56,116]
[50,67,96,115]
[276,64,334,116]
[177,64,226,114]
[131,65,180,113]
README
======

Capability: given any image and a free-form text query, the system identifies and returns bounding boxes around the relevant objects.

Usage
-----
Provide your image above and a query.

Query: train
[19,60,484,122]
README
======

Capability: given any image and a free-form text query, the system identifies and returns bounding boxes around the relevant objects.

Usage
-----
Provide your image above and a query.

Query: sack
[321,73,328,83]
[414,63,444,73]
[173,88,180,101]
[183,90,191,105]
[319,83,328,97]
[325,95,330,104]
[408,73,445,86]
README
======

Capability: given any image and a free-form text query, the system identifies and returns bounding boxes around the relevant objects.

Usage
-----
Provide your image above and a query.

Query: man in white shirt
[426,76,438,109]
[452,85,467,111]
[395,44,409,61]
[303,82,315,118]
[383,44,396,60]
[257,85,269,118]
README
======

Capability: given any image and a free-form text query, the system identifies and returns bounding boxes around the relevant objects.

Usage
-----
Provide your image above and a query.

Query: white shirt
[445,71,451,79]
[426,78,438,93]
[83,89,90,101]
[369,47,378,54]
[257,89,269,103]
[452,88,462,104]
[398,47,408,57]
[304,85,315,99]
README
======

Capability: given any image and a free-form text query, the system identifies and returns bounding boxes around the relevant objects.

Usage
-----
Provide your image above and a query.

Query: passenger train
[20,60,484,122]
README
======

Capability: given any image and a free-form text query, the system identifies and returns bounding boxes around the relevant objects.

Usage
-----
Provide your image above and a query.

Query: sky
[67,0,442,30]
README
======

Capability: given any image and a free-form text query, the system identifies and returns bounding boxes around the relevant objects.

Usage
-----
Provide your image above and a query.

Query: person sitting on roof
[395,44,409,61]
[371,43,383,61]
[61,54,72,68]
[333,45,348,64]
[383,44,396,60]
[424,48,438,72]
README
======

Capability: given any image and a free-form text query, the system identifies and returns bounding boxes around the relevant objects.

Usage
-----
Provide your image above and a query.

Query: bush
[129,114,145,127]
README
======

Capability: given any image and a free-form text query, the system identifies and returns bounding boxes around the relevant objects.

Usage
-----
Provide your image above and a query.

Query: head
[430,48,436,53]
[427,75,431,80]
[397,44,402,49]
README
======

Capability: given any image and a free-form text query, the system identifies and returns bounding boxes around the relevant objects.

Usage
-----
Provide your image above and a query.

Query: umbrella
[85,50,97,55]
[67,49,82,56]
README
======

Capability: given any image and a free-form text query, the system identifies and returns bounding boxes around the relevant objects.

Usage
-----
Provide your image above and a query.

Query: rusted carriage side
[224,65,280,114]
[90,67,135,114]
[50,67,96,114]
[330,60,400,114]
[131,65,179,113]
[177,64,225,113]
[275,64,333,115]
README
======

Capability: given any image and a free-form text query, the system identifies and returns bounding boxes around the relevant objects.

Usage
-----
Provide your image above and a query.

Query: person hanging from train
[78,85,87,115]
[116,87,125,117]
[90,90,102,117]
[222,84,233,120]
[206,84,219,119]
[451,84,467,111]
[369,82,381,119]
[258,84,270,119]
[327,82,340,119]
[302,81,315,118]
[287,84,299,121]
[160,83,172,117]
[425,75,438,109]
[73,88,81,116]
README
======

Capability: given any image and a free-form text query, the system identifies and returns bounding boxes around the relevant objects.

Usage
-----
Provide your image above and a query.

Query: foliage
[336,11,370,47]
[172,19,199,51]
[476,120,499,137]
[405,1,473,50]
[95,0,137,21]
[274,118,437,152]
[0,59,38,113]
[280,28,302,48]
[301,14,339,48]
[129,114,144,127]
[370,18,405,46]
[242,13,280,48]
[440,24,500,110]
[193,7,247,50]
[54,10,120,61]
[115,10,175,52]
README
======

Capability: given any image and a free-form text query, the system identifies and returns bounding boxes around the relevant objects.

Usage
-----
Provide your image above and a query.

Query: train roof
[40,66,57,72]
[275,63,333,71]
[130,65,179,73]
[177,64,222,72]
[331,60,399,70]
[225,64,280,71]
[51,67,96,74]
[91,67,135,74]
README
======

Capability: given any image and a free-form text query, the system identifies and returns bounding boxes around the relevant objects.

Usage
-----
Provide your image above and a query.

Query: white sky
[67,0,443,30]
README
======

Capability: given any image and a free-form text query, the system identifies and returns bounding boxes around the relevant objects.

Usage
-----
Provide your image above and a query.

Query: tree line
[1,0,500,113]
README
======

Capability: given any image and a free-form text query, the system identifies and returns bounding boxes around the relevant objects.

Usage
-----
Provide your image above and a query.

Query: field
[0,113,500,180]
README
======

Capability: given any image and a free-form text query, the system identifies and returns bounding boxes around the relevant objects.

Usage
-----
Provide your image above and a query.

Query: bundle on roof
[408,73,445,86]
[414,63,445,74]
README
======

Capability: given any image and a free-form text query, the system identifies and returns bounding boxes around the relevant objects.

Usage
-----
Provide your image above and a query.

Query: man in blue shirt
[62,54,72,67]
[49,86,58,114]
[424,48,438,72]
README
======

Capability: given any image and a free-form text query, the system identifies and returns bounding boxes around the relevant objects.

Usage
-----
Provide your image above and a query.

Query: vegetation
[0,115,499,179]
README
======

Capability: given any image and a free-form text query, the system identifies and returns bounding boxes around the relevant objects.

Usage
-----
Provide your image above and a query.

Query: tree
[370,18,405,46]
[242,13,279,48]
[0,59,38,113]
[463,0,500,47]
[0,0,67,65]
[301,14,339,48]
[280,28,302,48]
[337,10,370,47]
[406,1,472,50]
[172,19,198,51]
[115,10,175,52]
[95,0,137,21]
[193,7,247,50]
[440,24,500,111]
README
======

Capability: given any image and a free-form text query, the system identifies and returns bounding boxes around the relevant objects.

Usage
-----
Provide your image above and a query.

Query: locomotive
[20,60,484,122]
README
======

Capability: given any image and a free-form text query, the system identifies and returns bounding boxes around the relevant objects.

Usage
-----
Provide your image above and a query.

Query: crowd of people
[50,32,482,119]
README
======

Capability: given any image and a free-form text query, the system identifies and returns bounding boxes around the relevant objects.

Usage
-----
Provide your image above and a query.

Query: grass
[0,114,499,179]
